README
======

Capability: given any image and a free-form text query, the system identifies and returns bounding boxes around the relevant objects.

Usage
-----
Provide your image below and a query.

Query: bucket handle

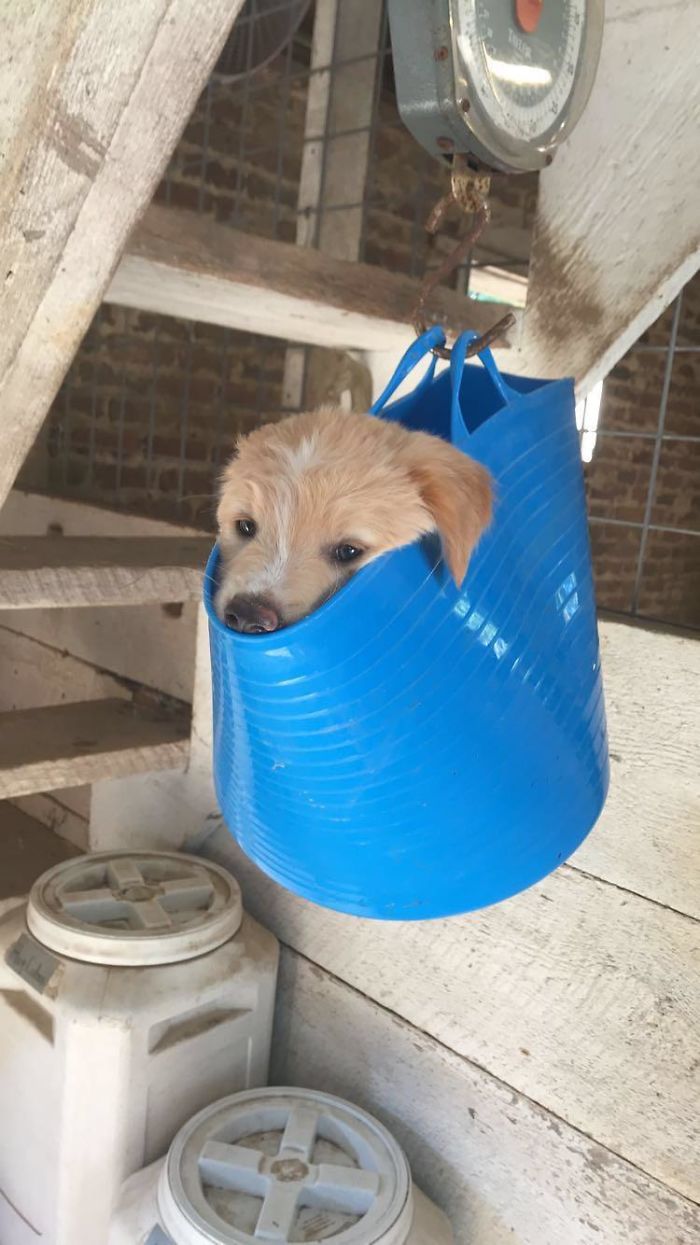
[449,330,520,450]
[370,326,445,414]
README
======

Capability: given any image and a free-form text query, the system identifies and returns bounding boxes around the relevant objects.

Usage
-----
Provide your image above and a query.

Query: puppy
[215,407,492,633]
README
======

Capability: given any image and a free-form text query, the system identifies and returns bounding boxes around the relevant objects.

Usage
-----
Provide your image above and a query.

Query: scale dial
[449,0,604,170]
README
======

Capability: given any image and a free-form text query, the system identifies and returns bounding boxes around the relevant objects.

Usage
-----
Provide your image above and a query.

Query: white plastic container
[110,1087,454,1244]
[0,851,279,1245]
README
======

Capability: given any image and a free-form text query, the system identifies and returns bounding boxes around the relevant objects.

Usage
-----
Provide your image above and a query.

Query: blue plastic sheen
[204,330,609,919]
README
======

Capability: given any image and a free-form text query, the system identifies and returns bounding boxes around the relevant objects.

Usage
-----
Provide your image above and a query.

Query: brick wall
[35,310,288,527]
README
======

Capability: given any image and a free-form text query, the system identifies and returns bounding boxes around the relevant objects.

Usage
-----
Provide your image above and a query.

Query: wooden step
[0,803,80,903]
[0,699,190,799]
[0,536,211,609]
[107,205,514,354]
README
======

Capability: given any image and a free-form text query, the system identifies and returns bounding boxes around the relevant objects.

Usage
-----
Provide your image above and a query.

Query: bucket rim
[203,540,426,651]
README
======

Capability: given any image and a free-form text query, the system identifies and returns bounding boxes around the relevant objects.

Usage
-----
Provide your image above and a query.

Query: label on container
[5,932,60,995]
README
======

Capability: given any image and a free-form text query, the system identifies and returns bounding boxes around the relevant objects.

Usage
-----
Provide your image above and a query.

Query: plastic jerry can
[0,851,279,1245]
[109,1087,454,1244]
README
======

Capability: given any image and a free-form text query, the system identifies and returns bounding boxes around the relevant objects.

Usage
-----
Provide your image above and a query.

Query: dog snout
[224,593,280,634]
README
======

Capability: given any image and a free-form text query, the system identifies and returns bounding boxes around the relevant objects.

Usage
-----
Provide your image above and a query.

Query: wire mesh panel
[584,286,700,629]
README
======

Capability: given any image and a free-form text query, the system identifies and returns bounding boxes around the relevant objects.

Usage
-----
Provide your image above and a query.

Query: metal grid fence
[584,287,699,629]
[592,296,696,613]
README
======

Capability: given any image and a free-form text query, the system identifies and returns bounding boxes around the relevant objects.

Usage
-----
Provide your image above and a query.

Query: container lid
[158,1087,414,1245]
[27,851,242,966]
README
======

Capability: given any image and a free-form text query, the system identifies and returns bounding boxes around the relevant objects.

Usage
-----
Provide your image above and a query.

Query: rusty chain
[413,154,515,360]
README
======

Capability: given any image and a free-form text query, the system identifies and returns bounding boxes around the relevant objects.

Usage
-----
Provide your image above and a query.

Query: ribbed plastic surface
[206,329,609,919]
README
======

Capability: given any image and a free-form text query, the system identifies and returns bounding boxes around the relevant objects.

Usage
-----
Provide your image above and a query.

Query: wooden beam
[1,492,203,704]
[107,205,514,352]
[273,951,699,1245]
[0,536,211,609]
[0,700,189,799]
[283,0,383,410]
[513,0,700,391]
[0,0,247,513]
[11,791,91,854]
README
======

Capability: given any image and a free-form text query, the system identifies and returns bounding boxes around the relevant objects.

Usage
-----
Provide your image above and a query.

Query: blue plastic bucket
[205,329,609,919]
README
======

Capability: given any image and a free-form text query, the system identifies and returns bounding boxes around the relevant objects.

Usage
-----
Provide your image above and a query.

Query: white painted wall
[0,491,201,700]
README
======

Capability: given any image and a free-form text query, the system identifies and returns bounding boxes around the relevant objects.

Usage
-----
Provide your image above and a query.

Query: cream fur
[216,407,492,629]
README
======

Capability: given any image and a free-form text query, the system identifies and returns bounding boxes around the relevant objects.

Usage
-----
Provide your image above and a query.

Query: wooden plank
[572,621,700,919]
[107,205,514,352]
[0,700,189,798]
[0,803,79,903]
[0,536,211,608]
[89,604,218,853]
[273,950,700,1245]
[0,0,247,512]
[513,0,700,391]
[1,604,199,706]
[204,831,700,1201]
[296,0,383,260]
[0,493,202,703]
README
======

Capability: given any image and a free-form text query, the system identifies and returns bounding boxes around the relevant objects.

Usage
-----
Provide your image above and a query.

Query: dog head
[215,407,492,632]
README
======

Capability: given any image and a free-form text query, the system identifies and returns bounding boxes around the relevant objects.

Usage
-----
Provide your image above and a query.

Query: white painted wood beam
[0,536,211,609]
[512,0,700,392]
[273,950,700,1245]
[107,206,512,353]
[0,699,190,799]
[0,0,248,512]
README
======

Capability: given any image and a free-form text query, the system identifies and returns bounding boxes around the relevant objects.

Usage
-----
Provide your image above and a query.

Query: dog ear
[404,434,493,587]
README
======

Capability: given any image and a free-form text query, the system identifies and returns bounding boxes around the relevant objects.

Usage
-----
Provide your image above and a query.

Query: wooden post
[283,0,384,412]
[0,0,248,513]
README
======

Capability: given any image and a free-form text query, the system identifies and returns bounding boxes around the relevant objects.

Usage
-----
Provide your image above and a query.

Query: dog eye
[333,543,363,564]
[236,518,257,539]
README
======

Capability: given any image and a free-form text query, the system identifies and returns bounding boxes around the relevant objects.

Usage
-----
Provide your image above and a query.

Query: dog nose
[224,594,280,634]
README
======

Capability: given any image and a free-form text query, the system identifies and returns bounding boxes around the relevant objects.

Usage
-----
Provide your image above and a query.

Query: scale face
[388,0,605,172]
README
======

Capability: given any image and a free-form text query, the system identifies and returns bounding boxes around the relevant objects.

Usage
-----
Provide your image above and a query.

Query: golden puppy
[215,407,492,632]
